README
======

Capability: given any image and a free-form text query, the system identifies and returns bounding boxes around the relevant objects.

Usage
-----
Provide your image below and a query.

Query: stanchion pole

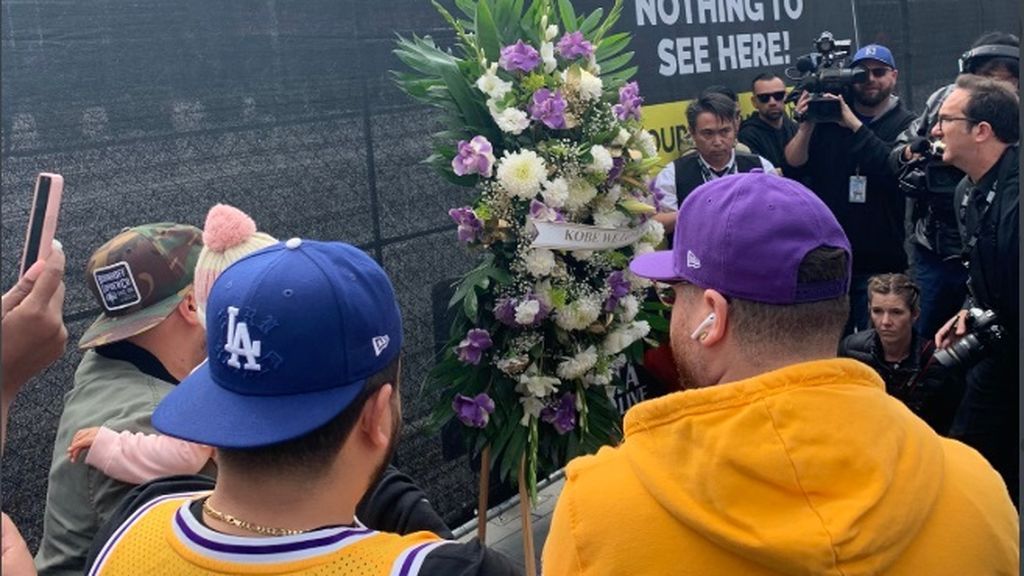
[477,445,490,543]
[518,455,537,576]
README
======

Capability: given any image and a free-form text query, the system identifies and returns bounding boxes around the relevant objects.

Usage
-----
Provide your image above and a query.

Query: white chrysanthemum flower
[612,128,631,147]
[605,184,623,204]
[565,177,598,211]
[518,373,560,398]
[555,296,602,331]
[476,64,512,100]
[589,365,613,387]
[540,42,557,73]
[602,320,651,355]
[545,24,559,41]
[515,299,542,325]
[524,248,557,277]
[556,346,599,380]
[619,295,639,322]
[497,150,547,199]
[641,219,665,246]
[542,177,569,208]
[578,69,603,101]
[635,129,658,158]
[488,100,530,135]
[520,396,546,426]
[593,208,629,229]
[587,145,614,175]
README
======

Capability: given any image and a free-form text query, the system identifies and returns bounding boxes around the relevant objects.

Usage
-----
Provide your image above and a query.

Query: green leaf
[598,51,634,74]
[577,8,603,36]
[557,0,578,32]
[454,0,477,19]
[475,1,502,63]
[596,32,630,60]
[464,286,480,321]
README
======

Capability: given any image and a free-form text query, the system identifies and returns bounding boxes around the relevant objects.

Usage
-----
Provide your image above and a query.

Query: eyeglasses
[863,67,892,78]
[936,116,974,131]
[755,91,787,103]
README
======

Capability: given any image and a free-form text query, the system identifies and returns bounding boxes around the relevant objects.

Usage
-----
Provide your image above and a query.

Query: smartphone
[19,173,64,277]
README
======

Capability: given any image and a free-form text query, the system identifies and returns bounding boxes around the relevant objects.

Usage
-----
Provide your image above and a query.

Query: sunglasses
[863,67,892,78]
[755,91,787,103]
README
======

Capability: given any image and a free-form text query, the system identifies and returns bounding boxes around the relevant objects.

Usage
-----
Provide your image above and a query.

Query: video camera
[897,137,966,197]
[786,32,868,123]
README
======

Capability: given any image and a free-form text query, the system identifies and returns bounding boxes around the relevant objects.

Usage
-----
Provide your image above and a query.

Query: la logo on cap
[865,46,877,56]
[225,306,262,371]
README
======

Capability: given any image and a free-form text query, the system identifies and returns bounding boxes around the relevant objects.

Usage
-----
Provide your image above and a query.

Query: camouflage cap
[79,223,203,349]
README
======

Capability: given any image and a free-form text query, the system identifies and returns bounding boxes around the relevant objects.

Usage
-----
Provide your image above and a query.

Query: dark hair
[751,73,782,90]
[955,74,1020,143]
[725,247,850,356]
[867,273,920,313]
[686,93,737,130]
[700,84,739,103]
[965,32,1019,79]
[217,355,402,479]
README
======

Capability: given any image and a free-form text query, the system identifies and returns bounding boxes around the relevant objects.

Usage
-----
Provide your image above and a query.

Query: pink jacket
[85,427,213,484]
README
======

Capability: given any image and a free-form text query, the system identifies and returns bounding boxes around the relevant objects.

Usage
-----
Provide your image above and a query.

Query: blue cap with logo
[851,44,896,68]
[153,238,403,449]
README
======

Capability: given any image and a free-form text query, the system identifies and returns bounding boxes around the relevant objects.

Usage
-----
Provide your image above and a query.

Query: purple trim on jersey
[90,492,206,576]
[398,541,438,576]
[174,508,372,555]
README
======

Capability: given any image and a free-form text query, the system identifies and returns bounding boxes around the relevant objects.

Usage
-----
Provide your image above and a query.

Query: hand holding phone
[19,173,64,277]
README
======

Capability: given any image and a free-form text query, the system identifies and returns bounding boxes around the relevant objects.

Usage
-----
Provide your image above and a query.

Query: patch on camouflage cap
[79,222,203,349]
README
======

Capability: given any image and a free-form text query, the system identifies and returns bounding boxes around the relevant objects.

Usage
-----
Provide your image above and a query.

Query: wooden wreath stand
[476,446,537,576]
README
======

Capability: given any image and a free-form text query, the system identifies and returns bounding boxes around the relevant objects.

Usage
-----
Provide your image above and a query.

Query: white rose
[515,299,541,325]
[587,145,614,175]
[489,100,530,135]
[565,177,598,211]
[542,177,569,208]
[524,248,557,277]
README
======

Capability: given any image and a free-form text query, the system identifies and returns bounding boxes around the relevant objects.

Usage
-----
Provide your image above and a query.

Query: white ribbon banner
[530,221,645,251]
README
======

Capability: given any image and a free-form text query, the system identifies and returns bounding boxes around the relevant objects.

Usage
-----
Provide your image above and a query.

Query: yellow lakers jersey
[89,492,450,575]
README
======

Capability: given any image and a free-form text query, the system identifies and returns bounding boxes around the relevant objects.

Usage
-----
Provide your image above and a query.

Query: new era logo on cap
[687,250,702,269]
[372,335,390,357]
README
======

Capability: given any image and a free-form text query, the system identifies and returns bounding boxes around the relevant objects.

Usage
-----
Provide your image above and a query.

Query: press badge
[849,175,867,203]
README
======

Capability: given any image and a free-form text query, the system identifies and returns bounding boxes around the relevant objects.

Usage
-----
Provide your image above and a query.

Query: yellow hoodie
[542,359,1018,575]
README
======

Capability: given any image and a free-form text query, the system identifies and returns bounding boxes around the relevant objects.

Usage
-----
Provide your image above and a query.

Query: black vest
[673,152,764,206]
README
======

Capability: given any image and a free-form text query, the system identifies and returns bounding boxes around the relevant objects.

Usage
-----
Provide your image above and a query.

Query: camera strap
[959,145,1016,265]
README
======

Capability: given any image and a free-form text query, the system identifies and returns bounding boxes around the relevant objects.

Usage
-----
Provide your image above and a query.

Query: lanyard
[698,159,736,183]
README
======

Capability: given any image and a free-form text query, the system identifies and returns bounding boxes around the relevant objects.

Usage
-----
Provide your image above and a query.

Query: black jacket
[738,114,798,173]
[795,97,916,275]
[889,84,964,258]
[955,144,1019,340]
[839,329,964,434]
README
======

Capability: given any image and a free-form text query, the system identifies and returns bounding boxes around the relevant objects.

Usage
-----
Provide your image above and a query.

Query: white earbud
[690,313,717,341]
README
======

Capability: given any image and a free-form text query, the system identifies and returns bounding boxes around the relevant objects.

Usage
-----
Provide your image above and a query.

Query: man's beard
[760,108,783,122]
[854,84,892,107]
[671,340,708,390]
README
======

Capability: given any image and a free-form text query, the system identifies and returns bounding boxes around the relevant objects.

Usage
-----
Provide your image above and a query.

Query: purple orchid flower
[613,82,643,121]
[556,31,594,60]
[448,206,483,243]
[541,392,577,435]
[606,157,626,184]
[499,40,541,73]
[528,88,567,130]
[453,393,496,428]
[451,136,496,178]
[604,271,632,312]
[456,328,493,365]
[647,178,666,213]
[529,199,564,222]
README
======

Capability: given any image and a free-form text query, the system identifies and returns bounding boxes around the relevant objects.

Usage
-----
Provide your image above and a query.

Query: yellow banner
[641,91,761,167]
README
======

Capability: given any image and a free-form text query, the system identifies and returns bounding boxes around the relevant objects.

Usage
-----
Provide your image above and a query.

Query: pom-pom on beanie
[194,204,277,326]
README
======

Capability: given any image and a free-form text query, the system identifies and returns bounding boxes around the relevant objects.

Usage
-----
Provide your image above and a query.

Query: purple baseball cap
[630,173,851,304]
[153,238,403,449]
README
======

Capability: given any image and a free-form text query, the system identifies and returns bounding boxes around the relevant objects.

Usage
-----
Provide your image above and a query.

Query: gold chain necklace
[201,497,307,537]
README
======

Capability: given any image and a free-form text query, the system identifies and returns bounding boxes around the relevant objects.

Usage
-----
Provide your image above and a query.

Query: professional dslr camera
[897,138,966,197]
[786,32,868,123]
[934,307,1005,369]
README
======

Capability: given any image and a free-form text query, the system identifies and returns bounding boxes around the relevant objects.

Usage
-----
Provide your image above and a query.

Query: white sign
[530,221,645,251]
